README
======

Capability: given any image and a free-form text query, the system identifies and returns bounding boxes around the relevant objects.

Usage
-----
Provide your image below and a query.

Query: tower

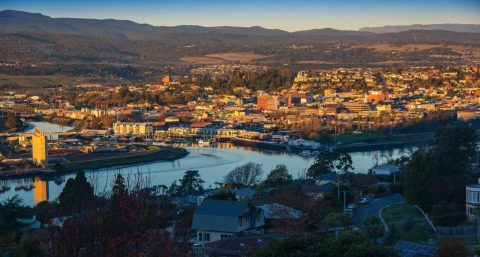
[32,128,48,166]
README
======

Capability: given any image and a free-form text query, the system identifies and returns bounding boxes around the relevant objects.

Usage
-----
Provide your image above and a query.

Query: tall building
[32,128,48,166]
[33,177,49,204]
[257,94,279,111]
[365,91,389,104]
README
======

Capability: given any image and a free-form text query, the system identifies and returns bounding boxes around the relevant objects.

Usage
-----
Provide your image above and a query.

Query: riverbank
[0,147,189,179]
[56,147,189,172]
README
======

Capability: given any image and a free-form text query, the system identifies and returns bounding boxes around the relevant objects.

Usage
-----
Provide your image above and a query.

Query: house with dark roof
[191,200,265,244]
[370,164,400,176]
[314,172,347,186]
[302,182,337,199]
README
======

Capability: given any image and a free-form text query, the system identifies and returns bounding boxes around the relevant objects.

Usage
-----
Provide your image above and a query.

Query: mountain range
[1,10,479,42]
[0,10,479,69]
[359,24,480,34]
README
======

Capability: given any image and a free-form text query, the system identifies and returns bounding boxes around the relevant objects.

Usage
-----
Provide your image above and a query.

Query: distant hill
[1,10,479,44]
[0,10,290,40]
[0,10,479,68]
[292,28,371,37]
[360,24,480,34]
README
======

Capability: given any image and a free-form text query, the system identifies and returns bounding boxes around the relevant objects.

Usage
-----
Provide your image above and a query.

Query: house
[256,203,302,220]
[394,241,436,257]
[229,188,256,201]
[315,172,346,186]
[346,173,379,191]
[466,178,480,221]
[172,195,205,206]
[191,200,265,244]
[369,164,400,176]
[302,182,337,199]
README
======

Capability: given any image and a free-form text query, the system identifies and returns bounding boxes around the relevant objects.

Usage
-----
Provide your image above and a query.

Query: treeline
[196,68,294,93]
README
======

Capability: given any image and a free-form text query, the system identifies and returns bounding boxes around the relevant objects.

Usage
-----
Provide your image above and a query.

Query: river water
[0,122,417,206]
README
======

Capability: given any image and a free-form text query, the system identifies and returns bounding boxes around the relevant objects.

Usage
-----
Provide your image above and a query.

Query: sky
[1,0,479,31]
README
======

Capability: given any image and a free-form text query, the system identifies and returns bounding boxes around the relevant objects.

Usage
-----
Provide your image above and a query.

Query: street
[352,193,406,227]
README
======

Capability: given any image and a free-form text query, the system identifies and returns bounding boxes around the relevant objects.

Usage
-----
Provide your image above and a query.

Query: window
[198,232,203,241]
[205,233,210,242]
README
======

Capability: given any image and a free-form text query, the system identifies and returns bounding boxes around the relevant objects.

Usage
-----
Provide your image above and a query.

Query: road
[352,193,405,227]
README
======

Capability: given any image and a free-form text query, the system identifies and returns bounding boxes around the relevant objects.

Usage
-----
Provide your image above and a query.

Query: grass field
[0,74,94,87]
[382,203,435,243]
[57,147,188,172]
[180,52,269,64]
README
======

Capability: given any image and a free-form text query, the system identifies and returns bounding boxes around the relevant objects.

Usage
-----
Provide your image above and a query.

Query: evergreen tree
[58,171,94,214]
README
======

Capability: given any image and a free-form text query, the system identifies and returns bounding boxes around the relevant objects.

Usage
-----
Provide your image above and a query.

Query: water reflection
[33,178,49,204]
[0,144,418,206]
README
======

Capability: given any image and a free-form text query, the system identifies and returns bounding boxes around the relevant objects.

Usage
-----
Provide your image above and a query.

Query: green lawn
[0,74,94,87]
[57,147,188,172]
[382,203,435,243]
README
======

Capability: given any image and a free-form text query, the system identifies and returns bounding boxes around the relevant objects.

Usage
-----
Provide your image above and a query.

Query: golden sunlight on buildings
[32,128,48,166]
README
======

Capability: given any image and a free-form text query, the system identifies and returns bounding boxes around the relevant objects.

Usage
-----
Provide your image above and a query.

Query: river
[0,122,418,206]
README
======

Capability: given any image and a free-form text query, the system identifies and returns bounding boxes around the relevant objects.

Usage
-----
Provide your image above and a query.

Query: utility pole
[337,171,340,199]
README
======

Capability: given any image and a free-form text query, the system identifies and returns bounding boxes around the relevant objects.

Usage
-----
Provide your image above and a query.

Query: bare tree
[371,151,380,167]
[224,162,263,188]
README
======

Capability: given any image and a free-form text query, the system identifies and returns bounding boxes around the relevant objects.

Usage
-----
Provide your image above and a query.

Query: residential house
[369,164,400,176]
[191,200,265,244]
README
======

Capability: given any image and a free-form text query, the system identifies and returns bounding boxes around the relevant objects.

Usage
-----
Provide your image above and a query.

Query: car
[345,204,356,210]
[359,197,369,205]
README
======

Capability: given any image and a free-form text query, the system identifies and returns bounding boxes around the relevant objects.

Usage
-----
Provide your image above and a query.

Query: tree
[247,232,397,257]
[0,195,29,234]
[58,171,95,214]
[403,150,436,210]
[224,162,263,188]
[363,217,384,242]
[111,173,128,197]
[384,226,399,246]
[207,191,237,201]
[12,233,43,257]
[322,212,352,228]
[178,170,204,195]
[263,165,292,187]
[434,240,471,257]
[46,175,192,257]
[432,125,476,175]
[403,125,476,225]
[307,150,353,178]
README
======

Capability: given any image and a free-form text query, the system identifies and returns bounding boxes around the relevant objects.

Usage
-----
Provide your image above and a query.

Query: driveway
[352,193,405,227]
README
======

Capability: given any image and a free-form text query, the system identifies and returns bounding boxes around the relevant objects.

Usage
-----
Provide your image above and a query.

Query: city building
[365,91,389,104]
[113,122,154,136]
[257,94,278,111]
[32,128,48,166]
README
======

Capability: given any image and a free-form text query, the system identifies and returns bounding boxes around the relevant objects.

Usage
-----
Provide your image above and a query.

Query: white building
[466,180,480,221]
[113,122,153,137]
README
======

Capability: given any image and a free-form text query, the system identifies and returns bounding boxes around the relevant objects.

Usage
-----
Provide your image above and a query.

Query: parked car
[359,197,369,205]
